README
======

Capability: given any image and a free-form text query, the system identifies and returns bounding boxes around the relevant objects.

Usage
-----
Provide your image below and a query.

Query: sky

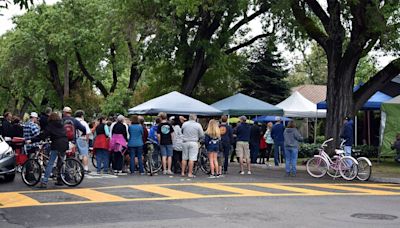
[0,0,396,69]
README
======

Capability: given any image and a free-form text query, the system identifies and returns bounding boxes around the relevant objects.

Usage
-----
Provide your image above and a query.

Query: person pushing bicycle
[28,112,69,188]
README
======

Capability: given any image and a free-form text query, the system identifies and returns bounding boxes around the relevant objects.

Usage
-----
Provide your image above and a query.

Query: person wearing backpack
[219,115,233,174]
[62,107,87,141]
[204,119,221,178]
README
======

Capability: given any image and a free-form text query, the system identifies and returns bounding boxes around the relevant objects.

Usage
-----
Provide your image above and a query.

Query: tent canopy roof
[210,93,283,115]
[277,91,326,118]
[128,91,222,116]
[383,94,400,104]
[252,116,292,123]
[317,87,393,110]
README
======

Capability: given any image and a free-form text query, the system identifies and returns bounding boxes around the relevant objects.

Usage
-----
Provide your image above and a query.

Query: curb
[370,177,400,184]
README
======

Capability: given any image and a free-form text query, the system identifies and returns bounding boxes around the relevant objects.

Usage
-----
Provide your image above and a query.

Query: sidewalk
[250,162,400,184]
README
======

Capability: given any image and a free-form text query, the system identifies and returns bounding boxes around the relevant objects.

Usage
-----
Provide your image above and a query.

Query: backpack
[63,119,75,141]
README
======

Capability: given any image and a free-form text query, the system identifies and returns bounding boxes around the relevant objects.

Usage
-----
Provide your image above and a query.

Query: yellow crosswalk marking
[130,185,203,199]
[252,183,337,195]
[62,189,127,202]
[303,184,400,195]
[0,192,41,208]
[1,183,400,209]
[193,183,272,196]
[351,184,400,191]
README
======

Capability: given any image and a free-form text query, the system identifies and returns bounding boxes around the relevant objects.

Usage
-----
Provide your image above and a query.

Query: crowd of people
[0,107,309,183]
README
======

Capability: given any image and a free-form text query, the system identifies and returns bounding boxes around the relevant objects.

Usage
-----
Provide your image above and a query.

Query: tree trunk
[109,43,118,93]
[47,59,64,106]
[127,41,142,92]
[63,56,70,99]
[324,55,358,149]
[181,48,206,95]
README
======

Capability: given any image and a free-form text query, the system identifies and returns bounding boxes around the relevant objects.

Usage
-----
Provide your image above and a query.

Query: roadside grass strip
[1,183,399,209]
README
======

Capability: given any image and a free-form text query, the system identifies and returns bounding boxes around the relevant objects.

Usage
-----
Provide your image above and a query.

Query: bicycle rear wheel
[306,156,328,178]
[326,157,341,178]
[356,157,372,181]
[144,143,162,174]
[60,158,85,187]
[198,147,210,174]
[339,156,358,181]
[91,153,97,169]
[21,159,42,186]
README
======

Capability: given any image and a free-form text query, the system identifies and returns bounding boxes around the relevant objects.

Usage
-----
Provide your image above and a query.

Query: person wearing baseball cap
[23,111,41,155]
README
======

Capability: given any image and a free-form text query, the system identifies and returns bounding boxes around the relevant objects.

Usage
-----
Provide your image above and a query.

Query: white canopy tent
[128,91,222,116]
[277,91,326,142]
[276,91,326,118]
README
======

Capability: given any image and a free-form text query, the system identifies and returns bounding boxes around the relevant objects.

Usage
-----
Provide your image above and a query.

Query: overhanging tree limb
[353,58,400,112]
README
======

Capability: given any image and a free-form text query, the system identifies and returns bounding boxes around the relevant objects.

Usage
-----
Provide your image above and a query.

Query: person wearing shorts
[181,114,204,177]
[204,119,221,178]
[157,112,175,175]
[235,116,252,175]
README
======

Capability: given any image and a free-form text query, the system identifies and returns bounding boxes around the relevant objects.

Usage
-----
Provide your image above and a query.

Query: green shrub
[299,143,321,158]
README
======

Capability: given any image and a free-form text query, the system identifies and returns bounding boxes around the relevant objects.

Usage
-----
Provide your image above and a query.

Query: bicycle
[306,138,359,181]
[143,139,162,175]
[172,141,210,175]
[21,140,85,187]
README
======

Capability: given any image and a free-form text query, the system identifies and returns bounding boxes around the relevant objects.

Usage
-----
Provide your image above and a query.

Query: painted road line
[252,183,337,195]
[0,192,41,208]
[303,184,400,195]
[193,183,272,196]
[130,185,204,199]
[350,184,400,191]
[62,189,127,202]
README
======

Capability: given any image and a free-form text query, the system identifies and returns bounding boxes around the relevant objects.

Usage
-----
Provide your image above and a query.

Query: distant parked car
[0,136,16,182]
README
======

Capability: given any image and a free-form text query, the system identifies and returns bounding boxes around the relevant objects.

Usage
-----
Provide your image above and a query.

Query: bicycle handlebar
[321,138,334,148]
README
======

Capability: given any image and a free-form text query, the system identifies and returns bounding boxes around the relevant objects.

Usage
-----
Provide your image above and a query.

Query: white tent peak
[128,91,222,116]
[277,91,326,118]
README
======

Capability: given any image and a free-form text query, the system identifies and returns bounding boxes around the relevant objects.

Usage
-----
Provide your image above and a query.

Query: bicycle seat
[335,149,344,155]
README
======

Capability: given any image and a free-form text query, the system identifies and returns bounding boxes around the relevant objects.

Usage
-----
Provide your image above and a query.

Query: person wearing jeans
[219,115,233,174]
[93,117,110,174]
[340,116,354,157]
[128,115,144,174]
[30,112,69,188]
[271,117,285,166]
[283,121,303,177]
[96,149,109,174]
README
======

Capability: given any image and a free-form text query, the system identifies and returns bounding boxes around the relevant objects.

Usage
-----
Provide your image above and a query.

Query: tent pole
[355,115,358,146]
[314,117,317,144]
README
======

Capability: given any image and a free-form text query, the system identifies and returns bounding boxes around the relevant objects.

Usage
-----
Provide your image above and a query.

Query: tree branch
[109,42,118,93]
[228,3,269,35]
[225,32,272,54]
[305,0,330,32]
[75,50,109,97]
[291,0,328,49]
[353,58,400,112]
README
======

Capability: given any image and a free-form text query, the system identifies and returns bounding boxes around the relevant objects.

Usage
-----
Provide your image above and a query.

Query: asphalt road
[0,164,399,228]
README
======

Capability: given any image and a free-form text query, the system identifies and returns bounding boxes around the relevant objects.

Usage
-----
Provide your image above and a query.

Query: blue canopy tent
[317,87,393,145]
[252,116,292,123]
[210,93,283,116]
[317,91,393,110]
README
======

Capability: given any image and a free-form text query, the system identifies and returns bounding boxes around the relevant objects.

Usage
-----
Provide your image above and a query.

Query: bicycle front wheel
[306,156,328,178]
[60,158,85,187]
[21,159,42,186]
[357,157,372,181]
[144,144,162,174]
[91,153,97,169]
[339,157,358,181]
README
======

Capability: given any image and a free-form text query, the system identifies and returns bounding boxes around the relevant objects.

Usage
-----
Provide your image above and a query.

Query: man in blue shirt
[340,116,354,157]
[23,112,41,155]
[271,117,285,166]
[234,116,252,175]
